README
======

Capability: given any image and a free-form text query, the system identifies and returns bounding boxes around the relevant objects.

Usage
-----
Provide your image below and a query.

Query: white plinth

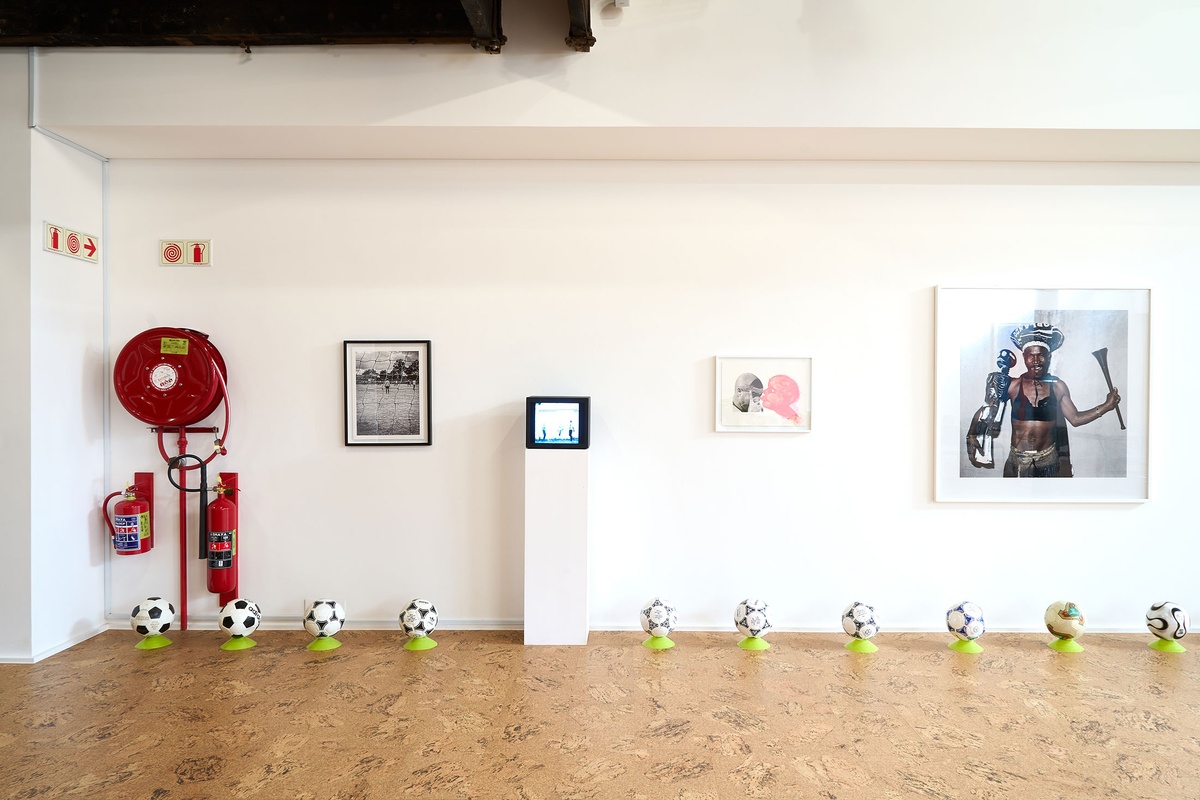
[524,449,589,645]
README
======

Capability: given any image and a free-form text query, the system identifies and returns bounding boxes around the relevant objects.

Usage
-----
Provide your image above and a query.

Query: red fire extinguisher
[102,483,153,555]
[206,478,238,606]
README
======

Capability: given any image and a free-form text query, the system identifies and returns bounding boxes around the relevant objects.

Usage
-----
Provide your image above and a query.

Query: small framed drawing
[935,288,1149,502]
[343,340,431,446]
[715,356,812,433]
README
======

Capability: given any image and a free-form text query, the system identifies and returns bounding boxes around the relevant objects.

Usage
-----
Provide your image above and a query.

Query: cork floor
[2,630,1198,799]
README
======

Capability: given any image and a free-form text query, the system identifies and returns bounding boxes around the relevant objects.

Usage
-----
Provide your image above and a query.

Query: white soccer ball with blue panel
[401,598,438,638]
[842,601,879,640]
[304,599,346,639]
[640,597,678,638]
[946,601,986,641]
[734,598,772,639]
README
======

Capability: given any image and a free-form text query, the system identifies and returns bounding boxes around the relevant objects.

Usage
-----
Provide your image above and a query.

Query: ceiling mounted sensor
[0,0,511,53]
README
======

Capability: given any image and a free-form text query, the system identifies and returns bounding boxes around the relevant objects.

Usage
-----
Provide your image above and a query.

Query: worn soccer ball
[640,597,678,638]
[842,602,879,640]
[220,598,262,639]
[303,599,346,639]
[734,598,772,639]
[1146,601,1189,641]
[131,597,175,637]
[401,599,438,638]
[946,601,986,641]
[1044,601,1086,640]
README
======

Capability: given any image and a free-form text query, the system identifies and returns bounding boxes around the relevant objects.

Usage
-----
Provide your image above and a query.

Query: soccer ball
[131,597,175,637]
[401,599,438,638]
[303,599,346,639]
[1146,601,1189,641]
[946,601,986,641]
[734,598,772,639]
[220,598,262,639]
[842,601,879,640]
[1044,600,1086,640]
[640,597,677,638]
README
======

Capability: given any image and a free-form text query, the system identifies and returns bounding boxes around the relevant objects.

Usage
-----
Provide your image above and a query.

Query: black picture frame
[343,340,431,446]
[526,396,590,450]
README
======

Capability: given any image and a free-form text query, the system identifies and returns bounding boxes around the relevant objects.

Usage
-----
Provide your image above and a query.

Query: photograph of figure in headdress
[936,289,1149,503]
[964,319,1123,479]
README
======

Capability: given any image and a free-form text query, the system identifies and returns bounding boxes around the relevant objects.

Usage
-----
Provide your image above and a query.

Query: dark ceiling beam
[0,1,506,51]
[457,0,505,54]
[564,0,595,52]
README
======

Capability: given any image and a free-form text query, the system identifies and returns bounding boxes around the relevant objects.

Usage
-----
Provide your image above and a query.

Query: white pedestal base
[524,449,589,645]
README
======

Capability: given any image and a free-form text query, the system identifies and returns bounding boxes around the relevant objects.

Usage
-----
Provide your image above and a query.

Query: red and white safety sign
[160,240,212,266]
[43,222,99,263]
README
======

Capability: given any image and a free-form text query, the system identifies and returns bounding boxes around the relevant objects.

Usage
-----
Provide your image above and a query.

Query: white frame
[714,356,813,433]
[935,288,1149,503]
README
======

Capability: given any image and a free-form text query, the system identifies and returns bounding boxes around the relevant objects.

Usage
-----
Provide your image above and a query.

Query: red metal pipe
[176,428,188,630]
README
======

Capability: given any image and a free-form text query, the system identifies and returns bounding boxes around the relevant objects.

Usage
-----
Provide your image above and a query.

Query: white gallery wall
[105,158,1200,632]
[0,50,35,660]
[0,51,107,662]
[28,133,106,657]
[3,1,1198,656]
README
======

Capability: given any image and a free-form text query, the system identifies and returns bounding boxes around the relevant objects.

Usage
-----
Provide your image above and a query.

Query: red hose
[100,490,123,543]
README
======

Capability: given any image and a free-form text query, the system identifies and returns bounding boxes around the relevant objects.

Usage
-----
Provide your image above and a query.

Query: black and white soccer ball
[1146,601,1189,641]
[303,599,346,639]
[220,598,262,639]
[946,601,986,641]
[734,598,772,639]
[130,597,175,637]
[842,601,879,640]
[400,598,438,638]
[640,597,678,638]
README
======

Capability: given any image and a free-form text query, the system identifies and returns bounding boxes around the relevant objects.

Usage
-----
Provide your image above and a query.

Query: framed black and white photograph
[343,340,431,446]
[935,288,1149,502]
[715,356,812,433]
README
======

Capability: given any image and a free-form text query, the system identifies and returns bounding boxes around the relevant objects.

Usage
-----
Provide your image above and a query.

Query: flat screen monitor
[526,396,590,449]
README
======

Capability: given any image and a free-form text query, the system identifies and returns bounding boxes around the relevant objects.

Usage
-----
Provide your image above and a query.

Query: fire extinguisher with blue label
[102,477,154,555]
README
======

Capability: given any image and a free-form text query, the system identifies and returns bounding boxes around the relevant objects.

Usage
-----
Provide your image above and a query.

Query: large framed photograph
[343,340,431,446]
[935,288,1149,502]
[715,356,812,433]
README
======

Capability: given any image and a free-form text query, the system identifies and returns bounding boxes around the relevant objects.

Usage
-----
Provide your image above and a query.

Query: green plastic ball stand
[1047,637,1084,652]
[845,638,878,653]
[642,635,675,650]
[404,636,437,651]
[737,636,770,651]
[307,637,342,651]
[135,634,172,650]
[1149,639,1187,653]
[949,639,983,653]
[220,637,257,651]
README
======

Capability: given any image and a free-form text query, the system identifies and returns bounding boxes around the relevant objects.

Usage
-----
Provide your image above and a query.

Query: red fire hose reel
[111,327,235,630]
[114,326,228,428]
